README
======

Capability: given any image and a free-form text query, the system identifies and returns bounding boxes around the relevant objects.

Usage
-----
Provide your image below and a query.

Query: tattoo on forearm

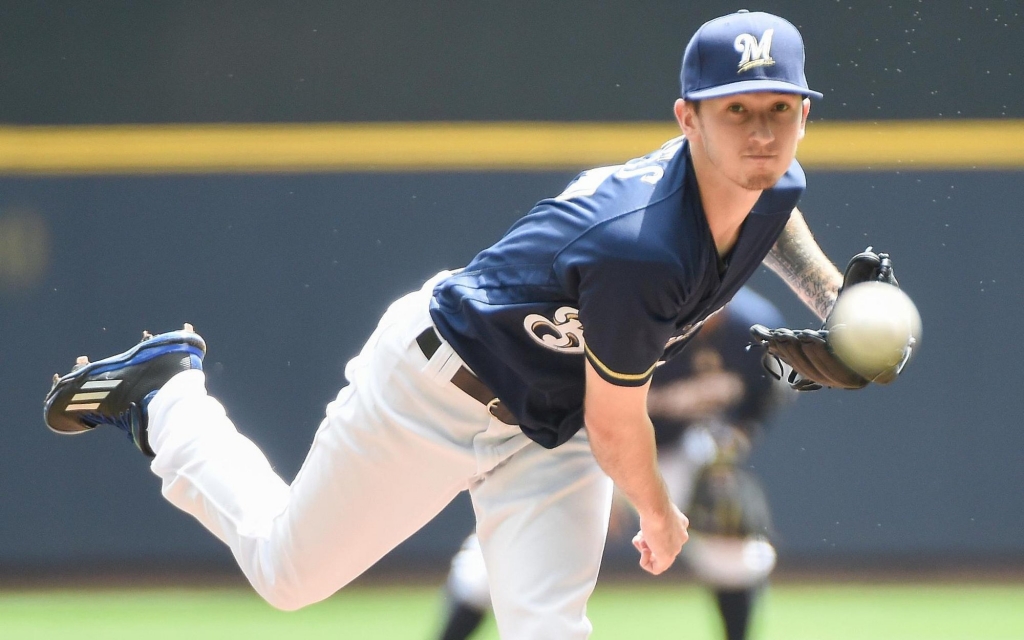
[766,213,843,321]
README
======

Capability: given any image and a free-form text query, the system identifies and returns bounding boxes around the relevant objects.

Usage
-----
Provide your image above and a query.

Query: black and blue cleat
[44,324,206,457]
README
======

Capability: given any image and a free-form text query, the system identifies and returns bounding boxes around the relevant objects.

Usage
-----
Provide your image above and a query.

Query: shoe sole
[44,330,207,434]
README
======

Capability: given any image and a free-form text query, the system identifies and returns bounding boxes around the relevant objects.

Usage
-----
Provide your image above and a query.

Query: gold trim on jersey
[585,344,657,383]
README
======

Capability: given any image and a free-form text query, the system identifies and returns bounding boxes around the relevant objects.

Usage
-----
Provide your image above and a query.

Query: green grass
[0,582,1021,639]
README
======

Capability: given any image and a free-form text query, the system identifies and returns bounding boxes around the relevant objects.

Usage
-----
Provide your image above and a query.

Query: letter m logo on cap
[734,29,775,73]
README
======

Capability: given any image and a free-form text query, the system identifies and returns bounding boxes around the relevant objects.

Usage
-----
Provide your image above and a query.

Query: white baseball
[825,281,922,381]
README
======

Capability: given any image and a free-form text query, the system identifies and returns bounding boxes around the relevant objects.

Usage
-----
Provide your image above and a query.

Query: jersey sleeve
[572,257,683,387]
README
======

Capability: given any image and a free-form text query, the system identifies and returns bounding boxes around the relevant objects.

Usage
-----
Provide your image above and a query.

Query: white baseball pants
[444,437,702,615]
[146,273,614,639]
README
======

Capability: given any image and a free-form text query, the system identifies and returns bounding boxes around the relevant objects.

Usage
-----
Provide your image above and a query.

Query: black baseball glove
[750,248,900,391]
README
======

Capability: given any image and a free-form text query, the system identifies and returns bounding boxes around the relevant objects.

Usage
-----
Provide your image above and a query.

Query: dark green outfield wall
[1,1,1022,572]
[1,1,1021,124]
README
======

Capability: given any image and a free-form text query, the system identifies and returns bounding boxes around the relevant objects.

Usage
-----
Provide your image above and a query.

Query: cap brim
[685,79,823,100]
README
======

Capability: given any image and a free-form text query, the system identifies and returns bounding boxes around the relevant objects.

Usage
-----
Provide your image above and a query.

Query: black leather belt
[416,327,517,425]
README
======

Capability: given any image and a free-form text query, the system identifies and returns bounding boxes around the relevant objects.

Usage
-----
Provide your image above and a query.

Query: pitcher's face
[681,92,809,191]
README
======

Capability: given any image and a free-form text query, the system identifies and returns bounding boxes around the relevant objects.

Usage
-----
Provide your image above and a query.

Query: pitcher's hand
[633,504,689,575]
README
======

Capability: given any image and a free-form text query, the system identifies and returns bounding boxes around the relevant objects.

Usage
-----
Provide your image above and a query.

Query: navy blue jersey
[430,137,805,448]
[649,287,786,447]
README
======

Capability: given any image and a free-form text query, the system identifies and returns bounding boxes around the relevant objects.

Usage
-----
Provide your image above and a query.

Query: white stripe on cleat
[66,403,102,411]
[81,380,122,390]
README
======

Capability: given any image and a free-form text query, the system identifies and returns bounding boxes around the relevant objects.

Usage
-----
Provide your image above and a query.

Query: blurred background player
[435,286,790,640]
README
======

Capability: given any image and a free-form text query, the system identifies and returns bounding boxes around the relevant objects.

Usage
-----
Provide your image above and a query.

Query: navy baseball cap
[681,10,822,100]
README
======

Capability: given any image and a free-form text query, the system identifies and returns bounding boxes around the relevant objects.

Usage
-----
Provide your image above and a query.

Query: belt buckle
[486,398,516,425]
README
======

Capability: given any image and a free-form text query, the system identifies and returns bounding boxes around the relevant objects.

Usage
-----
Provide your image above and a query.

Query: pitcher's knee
[253,577,324,612]
[248,557,360,612]
[243,557,337,612]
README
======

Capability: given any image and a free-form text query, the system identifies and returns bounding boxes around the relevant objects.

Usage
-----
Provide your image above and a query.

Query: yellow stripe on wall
[1,120,1022,174]
[798,120,1024,170]
[0,123,673,174]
